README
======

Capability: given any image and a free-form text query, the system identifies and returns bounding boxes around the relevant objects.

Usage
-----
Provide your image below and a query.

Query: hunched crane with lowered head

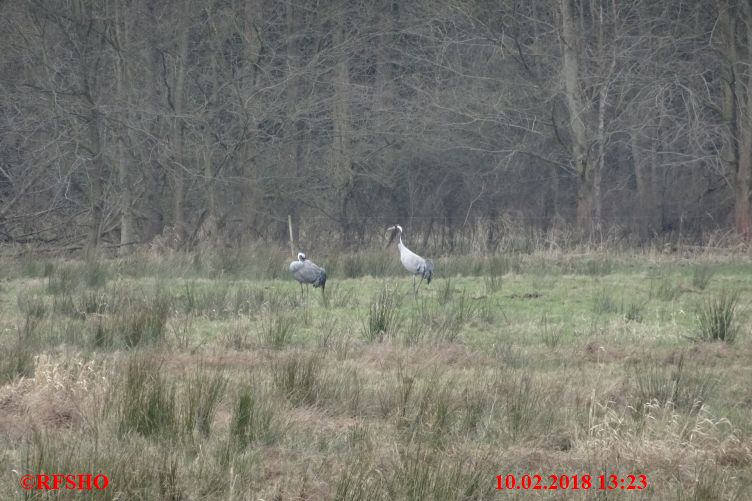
[289,252,327,299]
[386,225,433,293]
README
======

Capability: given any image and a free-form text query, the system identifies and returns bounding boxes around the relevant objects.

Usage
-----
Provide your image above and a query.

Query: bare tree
[717,0,752,238]
[0,0,748,250]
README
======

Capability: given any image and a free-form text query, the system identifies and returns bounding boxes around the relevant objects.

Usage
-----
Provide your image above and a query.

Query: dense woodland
[1,0,752,253]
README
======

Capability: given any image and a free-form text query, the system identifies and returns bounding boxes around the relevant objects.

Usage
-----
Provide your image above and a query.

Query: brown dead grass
[359,341,495,372]
[0,355,108,440]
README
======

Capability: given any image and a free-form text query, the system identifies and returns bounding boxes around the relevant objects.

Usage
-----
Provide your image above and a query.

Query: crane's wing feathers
[312,265,326,288]
[421,259,434,284]
[291,259,327,289]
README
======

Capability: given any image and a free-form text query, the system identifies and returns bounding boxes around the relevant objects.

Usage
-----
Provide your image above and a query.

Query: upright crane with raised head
[386,225,434,293]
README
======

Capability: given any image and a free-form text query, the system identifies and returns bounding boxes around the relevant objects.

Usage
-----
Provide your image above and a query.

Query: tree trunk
[575,169,593,234]
[86,107,105,256]
[631,135,658,240]
[171,6,191,246]
[201,26,223,243]
[735,1,752,238]
[377,1,396,108]
[239,0,262,244]
[558,0,593,235]
[141,1,165,243]
[332,15,353,243]
[114,3,135,253]
[735,66,752,238]
[548,165,560,224]
[593,90,606,232]
[285,0,304,244]
[592,2,613,234]
[719,0,751,238]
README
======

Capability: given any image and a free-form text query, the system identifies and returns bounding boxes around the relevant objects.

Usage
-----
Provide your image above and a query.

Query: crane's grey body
[386,225,433,292]
[289,252,326,298]
[397,240,433,283]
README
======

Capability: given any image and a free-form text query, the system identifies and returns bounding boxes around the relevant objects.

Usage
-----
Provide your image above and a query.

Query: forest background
[2,0,752,254]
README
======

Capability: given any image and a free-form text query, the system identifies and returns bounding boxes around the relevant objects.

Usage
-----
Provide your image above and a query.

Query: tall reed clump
[362,286,401,342]
[182,366,227,438]
[504,371,550,439]
[402,306,428,345]
[631,354,716,414]
[335,447,488,501]
[229,381,285,451]
[696,290,740,343]
[649,273,682,301]
[539,314,563,349]
[0,316,39,383]
[17,290,47,319]
[437,278,454,306]
[579,257,614,276]
[83,260,108,288]
[257,307,297,348]
[691,264,715,291]
[117,356,177,438]
[483,255,508,293]
[435,289,476,343]
[272,352,325,407]
[46,264,79,294]
[340,251,396,278]
[20,257,54,278]
[123,296,170,347]
[93,290,171,348]
[592,288,619,315]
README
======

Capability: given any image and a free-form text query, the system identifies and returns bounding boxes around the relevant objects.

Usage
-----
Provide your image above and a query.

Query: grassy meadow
[1,246,751,499]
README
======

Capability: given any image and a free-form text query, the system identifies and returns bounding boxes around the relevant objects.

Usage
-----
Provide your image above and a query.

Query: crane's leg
[416,275,425,294]
[300,283,304,302]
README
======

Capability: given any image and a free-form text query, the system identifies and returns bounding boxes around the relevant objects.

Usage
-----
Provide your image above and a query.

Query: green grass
[692,264,716,290]
[1,250,751,499]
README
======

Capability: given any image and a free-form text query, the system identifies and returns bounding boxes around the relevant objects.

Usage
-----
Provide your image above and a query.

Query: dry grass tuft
[0,355,108,438]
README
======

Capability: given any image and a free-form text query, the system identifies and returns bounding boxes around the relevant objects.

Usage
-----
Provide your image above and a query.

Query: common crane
[386,225,434,293]
[289,252,327,299]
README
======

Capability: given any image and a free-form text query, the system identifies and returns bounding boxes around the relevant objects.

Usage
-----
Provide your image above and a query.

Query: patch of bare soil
[359,342,494,372]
